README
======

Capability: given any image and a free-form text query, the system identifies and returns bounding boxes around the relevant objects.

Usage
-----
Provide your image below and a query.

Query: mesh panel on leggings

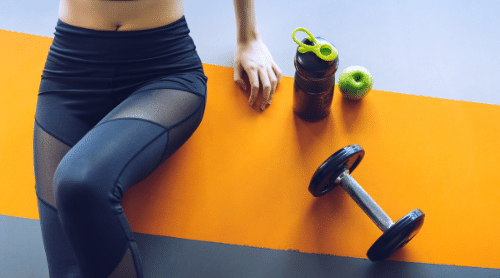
[98,89,204,129]
[33,121,72,208]
[108,247,138,278]
[97,89,205,164]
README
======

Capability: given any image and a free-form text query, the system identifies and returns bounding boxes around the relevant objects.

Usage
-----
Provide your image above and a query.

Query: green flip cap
[292,27,338,61]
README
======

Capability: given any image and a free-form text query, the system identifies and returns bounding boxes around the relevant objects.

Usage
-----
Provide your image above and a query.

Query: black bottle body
[293,37,339,122]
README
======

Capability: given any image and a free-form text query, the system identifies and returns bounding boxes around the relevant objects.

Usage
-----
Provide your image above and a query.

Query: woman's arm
[233,0,282,111]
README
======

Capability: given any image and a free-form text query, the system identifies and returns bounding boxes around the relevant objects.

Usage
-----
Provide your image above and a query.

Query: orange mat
[1,29,500,269]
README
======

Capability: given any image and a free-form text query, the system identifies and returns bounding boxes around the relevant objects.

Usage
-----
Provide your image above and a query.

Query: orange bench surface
[1,29,499,269]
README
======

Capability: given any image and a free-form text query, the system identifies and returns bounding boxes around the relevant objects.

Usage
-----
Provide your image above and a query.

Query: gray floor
[1,0,500,277]
[2,215,500,278]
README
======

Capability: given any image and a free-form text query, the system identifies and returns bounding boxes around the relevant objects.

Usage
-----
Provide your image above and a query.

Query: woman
[33,0,282,277]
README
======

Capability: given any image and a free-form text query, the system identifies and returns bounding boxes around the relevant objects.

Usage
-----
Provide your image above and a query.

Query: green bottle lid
[292,27,338,61]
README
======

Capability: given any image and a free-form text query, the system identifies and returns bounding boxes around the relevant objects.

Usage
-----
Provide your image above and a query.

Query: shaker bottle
[292,28,339,122]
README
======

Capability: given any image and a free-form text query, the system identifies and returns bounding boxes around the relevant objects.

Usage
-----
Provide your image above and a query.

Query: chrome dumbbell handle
[338,171,394,232]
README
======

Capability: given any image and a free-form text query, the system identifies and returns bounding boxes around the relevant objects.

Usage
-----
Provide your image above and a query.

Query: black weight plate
[308,145,365,197]
[367,209,425,262]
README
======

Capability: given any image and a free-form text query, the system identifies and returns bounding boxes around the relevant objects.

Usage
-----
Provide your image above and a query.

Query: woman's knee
[53,155,109,212]
[53,118,170,210]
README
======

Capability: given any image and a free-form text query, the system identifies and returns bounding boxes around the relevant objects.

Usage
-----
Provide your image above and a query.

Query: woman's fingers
[233,63,247,92]
[273,61,283,85]
[258,68,273,110]
[247,67,260,106]
[265,67,278,107]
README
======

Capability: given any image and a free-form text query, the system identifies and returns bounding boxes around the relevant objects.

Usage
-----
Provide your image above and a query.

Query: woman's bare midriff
[58,0,184,31]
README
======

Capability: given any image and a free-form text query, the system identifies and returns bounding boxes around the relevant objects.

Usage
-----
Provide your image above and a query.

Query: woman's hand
[234,38,282,111]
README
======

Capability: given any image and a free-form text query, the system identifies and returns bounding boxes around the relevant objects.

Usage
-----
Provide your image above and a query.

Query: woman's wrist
[233,0,260,44]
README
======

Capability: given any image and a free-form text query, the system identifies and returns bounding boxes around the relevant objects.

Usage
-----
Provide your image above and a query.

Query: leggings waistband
[48,15,199,65]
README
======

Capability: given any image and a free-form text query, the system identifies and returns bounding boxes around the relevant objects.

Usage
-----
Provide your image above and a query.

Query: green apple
[338,66,373,100]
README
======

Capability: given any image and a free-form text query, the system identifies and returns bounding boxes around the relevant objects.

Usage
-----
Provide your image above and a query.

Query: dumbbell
[308,144,425,261]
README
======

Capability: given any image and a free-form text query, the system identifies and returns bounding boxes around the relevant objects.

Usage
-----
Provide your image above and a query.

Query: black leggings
[33,16,207,278]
